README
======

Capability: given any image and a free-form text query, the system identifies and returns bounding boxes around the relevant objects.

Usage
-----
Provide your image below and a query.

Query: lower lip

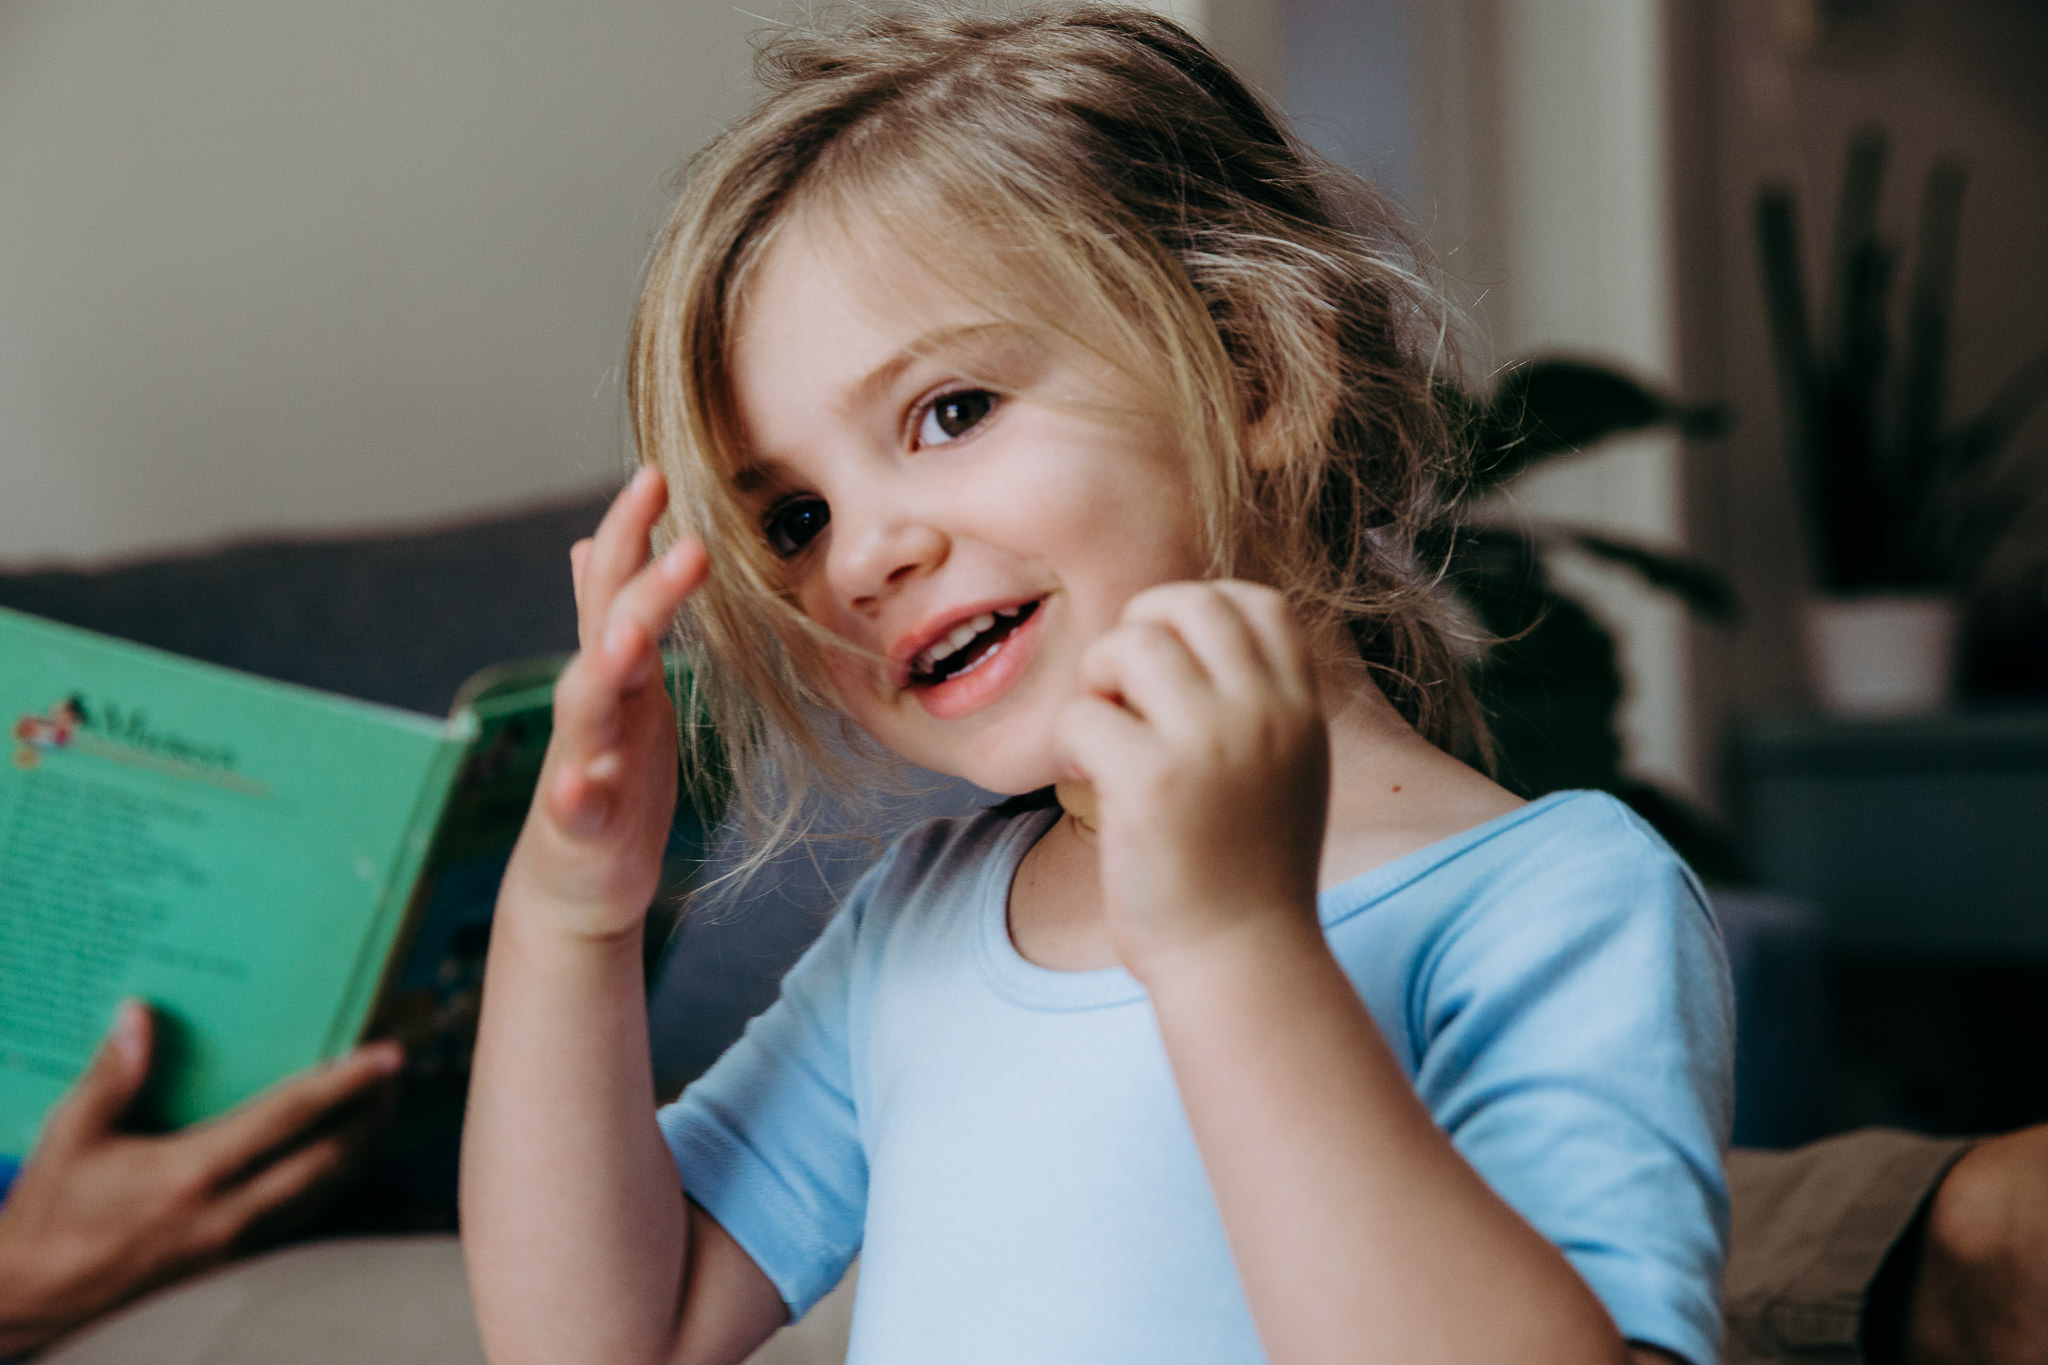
[910,606,1043,721]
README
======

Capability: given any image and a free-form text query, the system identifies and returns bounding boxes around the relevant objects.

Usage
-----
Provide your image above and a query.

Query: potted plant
[1755,127,2048,716]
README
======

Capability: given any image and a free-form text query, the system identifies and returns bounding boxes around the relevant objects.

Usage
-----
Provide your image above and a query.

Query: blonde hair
[628,2,1483,861]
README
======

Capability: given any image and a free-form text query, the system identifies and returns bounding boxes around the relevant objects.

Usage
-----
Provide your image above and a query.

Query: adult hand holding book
[0,538,720,1220]
[0,1002,399,1357]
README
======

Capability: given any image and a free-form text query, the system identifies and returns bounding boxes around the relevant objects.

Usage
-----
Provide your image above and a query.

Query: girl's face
[727,219,1212,794]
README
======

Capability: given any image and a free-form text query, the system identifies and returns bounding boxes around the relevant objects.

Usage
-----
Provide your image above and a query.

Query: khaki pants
[1725,1129,1974,1365]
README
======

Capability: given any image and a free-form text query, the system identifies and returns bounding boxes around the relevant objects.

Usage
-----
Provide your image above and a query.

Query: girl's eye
[763,496,829,558]
[915,389,997,447]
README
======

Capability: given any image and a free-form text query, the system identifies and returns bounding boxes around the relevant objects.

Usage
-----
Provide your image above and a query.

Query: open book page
[0,607,471,1157]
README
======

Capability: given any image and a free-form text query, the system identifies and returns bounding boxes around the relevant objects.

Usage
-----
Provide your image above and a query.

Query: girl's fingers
[569,538,593,601]
[557,540,705,779]
[1204,581,1316,695]
[577,467,667,652]
[1121,583,1277,698]
[1055,692,1151,785]
[542,756,612,841]
[1079,621,1209,729]
[596,540,709,689]
[548,653,632,775]
[541,623,679,841]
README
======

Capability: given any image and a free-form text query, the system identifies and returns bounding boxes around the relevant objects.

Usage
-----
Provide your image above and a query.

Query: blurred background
[2,0,2045,1150]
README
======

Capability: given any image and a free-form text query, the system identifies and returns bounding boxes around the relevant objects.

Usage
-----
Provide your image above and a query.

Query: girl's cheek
[815,639,890,711]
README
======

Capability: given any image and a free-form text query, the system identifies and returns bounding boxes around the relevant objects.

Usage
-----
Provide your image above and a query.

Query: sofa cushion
[0,493,610,717]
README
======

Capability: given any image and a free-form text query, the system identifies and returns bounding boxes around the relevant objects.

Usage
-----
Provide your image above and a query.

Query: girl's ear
[1228,362,1343,474]
[1244,403,1294,470]
[1241,326,1342,472]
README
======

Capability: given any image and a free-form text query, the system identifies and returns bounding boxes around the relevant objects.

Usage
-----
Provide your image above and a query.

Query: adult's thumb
[41,1000,153,1151]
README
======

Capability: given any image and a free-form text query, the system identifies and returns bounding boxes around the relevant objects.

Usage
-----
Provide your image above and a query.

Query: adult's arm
[1720,1126,2048,1365]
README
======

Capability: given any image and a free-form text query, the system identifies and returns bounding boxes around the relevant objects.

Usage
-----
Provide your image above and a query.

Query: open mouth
[909,600,1041,688]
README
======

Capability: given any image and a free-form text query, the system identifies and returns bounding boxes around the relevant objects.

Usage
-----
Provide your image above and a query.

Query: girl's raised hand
[1054,581,1331,980]
[508,467,709,943]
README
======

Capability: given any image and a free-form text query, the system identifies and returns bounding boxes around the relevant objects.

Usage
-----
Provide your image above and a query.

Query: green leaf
[1827,127,1890,378]
[1467,587,1626,798]
[1554,530,1743,624]
[1459,359,1728,491]
[1897,157,1967,503]
[1947,340,2048,482]
[1756,186,1821,479]
[1446,525,1550,637]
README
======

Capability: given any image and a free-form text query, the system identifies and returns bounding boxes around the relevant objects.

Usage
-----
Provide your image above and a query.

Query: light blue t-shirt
[659,791,1733,1365]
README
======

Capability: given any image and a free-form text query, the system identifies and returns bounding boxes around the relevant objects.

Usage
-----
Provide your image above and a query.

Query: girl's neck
[1014,665,1522,974]
[1312,665,1522,890]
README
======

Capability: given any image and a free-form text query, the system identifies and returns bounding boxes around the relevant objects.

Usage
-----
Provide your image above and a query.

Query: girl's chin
[918,744,1061,800]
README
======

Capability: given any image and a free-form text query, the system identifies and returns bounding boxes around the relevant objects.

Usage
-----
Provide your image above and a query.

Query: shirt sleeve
[656,870,875,1318]
[1411,799,1734,1365]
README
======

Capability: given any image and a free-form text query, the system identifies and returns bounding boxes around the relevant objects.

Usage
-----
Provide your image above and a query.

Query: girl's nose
[828,506,950,611]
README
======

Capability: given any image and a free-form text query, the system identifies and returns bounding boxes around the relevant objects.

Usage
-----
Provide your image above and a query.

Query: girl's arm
[1143,914,1639,1365]
[1056,580,1634,1365]
[461,470,785,1365]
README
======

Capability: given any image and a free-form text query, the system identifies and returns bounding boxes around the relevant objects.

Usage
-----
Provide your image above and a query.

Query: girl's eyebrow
[730,462,777,495]
[730,321,1016,490]
[843,321,1010,410]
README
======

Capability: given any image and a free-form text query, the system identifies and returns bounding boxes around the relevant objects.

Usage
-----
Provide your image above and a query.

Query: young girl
[461,7,1731,1364]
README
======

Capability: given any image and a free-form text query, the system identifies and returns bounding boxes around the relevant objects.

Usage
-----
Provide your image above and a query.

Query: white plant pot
[1803,593,1960,718]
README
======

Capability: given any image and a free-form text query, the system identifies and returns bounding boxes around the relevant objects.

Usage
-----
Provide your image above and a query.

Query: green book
[0,606,709,1169]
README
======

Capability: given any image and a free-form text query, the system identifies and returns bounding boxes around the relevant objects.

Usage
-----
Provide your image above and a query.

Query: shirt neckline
[971,790,1596,1012]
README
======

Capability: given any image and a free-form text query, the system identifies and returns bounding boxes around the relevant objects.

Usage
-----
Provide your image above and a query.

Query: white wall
[1282,0,1418,209]
[1415,0,1697,797]
[1494,0,1692,798]
[1139,0,1280,95]
[0,1,760,565]
[0,1,1288,570]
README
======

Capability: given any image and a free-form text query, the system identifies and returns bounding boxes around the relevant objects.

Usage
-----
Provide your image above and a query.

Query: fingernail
[661,543,693,576]
[587,751,622,783]
[112,1000,146,1067]
[631,466,659,493]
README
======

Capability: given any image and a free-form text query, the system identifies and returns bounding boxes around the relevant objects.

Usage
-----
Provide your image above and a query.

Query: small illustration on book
[11,697,83,769]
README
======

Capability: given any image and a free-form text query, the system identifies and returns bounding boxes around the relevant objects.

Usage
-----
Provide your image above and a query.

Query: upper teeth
[915,606,1022,674]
